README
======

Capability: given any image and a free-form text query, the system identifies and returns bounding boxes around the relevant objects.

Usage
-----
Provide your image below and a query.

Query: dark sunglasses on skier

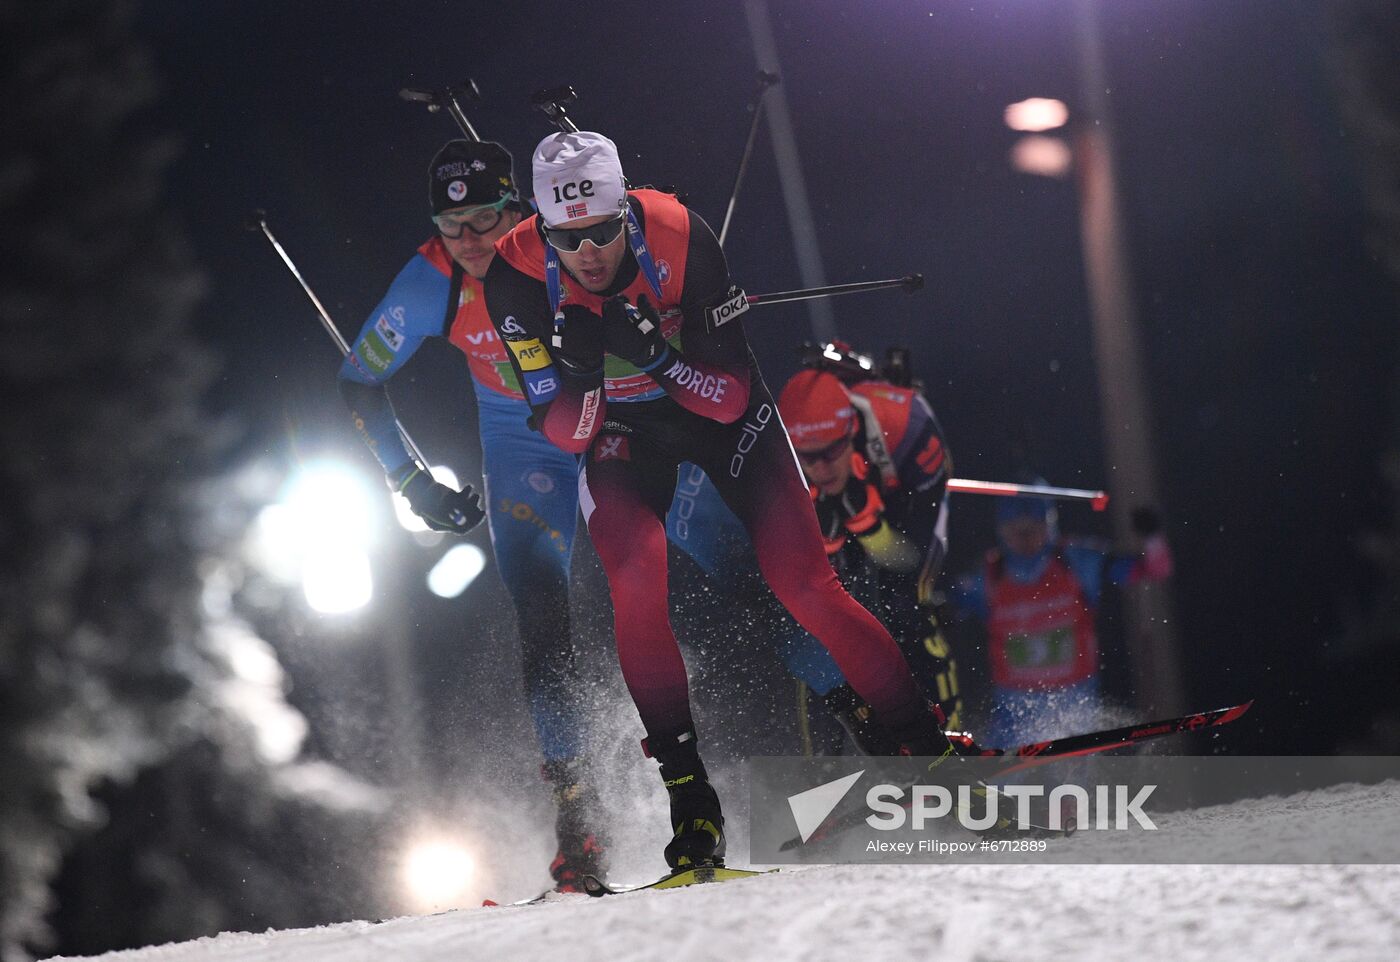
[541,210,627,253]
[796,435,853,467]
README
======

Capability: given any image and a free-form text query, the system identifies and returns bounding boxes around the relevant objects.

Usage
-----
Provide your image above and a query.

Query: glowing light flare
[245,460,381,614]
[400,838,477,912]
[427,544,487,598]
[249,503,302,584]
[302,545,373,614]
[282,462,380,549]
[1005,97,1069,132]
[392,465,462,533]
[1010,135,1073,178]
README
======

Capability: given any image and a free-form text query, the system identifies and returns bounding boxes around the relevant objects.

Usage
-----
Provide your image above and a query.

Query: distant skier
[777,359,963,752]
[951,488,1173,747]
[483,130,966,871]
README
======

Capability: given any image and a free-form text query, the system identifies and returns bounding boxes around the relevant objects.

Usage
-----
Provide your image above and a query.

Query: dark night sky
[137,0,1396,752]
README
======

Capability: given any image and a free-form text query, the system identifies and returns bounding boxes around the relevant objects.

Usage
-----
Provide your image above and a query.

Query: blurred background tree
[0,2,390,958]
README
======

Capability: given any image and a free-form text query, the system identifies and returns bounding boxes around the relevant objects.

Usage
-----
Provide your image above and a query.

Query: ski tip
[481,899,498,907]
[1091,493,1110,512]
[1219,700,1255,723]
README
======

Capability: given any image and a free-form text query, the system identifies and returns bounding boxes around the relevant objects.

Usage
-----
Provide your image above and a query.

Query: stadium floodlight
[1010,134,1073,178]
[301,545,373,614]
[426,544,487,599]
[400,836,477,912]
[249,460,380,614]
[1005,97,1069,132]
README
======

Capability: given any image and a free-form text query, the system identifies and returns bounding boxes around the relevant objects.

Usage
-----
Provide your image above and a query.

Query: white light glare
[283,462,380,545]
[1010,135,1073,178]
[302,545,373,614]
[393,465,462,533]
[427,544,487,599]
[401,838,476,912]
[250,503,302,584]
[247,460,379,614]
[1005,97,1069,132]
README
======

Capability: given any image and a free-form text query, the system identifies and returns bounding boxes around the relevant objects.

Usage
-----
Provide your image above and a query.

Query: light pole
[742,0,839,343]
[1070,0,1184,717]
[1005,0,1186,716]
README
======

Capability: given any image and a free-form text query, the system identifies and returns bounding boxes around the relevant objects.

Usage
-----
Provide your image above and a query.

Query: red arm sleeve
[483,253,605,453]
[539,375,605,452]
[652,208,751,423]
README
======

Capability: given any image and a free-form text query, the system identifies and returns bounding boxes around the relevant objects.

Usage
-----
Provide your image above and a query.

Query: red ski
[778,700,1254,852]
[948,699,1255,777]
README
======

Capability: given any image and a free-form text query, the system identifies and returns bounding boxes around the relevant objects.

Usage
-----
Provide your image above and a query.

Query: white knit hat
[532,131,627,227]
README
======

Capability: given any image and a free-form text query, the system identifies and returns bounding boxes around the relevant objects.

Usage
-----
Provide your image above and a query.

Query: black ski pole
[531,85,581,134]
[706,275,923,332]
[718,70,779,249]
[399,79,484,141]
[746,273,923,307]
[244,209,432,467]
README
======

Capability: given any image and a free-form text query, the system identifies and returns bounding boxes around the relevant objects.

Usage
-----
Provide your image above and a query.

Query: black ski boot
[882,701,1021,837]
[882,696,983,768]
[541,758,608,892]
[646,730,726,870]
[821,683,904,755]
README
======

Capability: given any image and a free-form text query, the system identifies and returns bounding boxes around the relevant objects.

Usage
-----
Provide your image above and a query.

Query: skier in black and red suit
[777,359,963,750]
[482,130,963,870]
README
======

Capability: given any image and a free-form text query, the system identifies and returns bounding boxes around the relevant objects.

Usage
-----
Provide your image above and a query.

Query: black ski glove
[551,304,605,376]
[602,294,672,371]
[390,463,485,534]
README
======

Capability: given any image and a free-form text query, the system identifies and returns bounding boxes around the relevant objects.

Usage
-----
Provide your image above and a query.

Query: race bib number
[1005,627,1074,669]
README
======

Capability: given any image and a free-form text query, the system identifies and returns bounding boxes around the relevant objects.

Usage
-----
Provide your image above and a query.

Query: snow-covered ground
[46,780,1400,962]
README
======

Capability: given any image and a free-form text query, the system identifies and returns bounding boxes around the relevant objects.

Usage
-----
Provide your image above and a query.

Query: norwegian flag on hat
[533,131,627,227]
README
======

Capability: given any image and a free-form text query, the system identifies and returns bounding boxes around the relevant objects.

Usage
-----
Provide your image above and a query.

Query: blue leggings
[477,387,582,761]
